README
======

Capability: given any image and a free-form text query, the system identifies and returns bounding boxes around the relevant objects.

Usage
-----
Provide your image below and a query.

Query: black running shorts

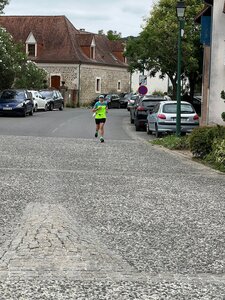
[95,118,106,124]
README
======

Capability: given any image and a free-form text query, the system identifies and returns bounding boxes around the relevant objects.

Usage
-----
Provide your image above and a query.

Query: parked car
[28,90,48,111]
[146,100,199,137]
[0,89,34,117]
[127,94,140,111]
[105,94,121,108]
[182,94,202,115]
[119,92,132,108]
[129,95,143,124]
[132,95,165,131]
[39,89,64,111]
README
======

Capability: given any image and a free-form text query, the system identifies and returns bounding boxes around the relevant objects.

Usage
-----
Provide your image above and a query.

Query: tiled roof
[0,15,127,68]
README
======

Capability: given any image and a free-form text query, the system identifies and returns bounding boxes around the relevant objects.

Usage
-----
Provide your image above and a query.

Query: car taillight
[193,114,199,120]
[137,106,145,111]
[157,114,166,119]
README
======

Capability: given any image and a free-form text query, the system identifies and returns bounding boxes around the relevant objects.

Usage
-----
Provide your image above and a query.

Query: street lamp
[176,1,185,136]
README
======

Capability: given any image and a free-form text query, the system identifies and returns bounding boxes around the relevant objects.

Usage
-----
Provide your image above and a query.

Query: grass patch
[150,134,190,150]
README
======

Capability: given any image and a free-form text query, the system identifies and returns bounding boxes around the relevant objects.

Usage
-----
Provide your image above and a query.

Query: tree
[0,27,27,89]
[14,61,47,89]
[125,0,204,99]
[107,30,121,41]
[0,0,8,13]
[97,29,122,40]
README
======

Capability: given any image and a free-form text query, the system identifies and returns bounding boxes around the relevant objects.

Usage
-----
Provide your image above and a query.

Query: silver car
[146,100,199,137]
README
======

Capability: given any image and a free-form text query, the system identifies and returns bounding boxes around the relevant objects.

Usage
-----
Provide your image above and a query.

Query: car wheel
[44,104,48,111]
[59,103,64,111]
[146,123,152,135]
[155,124,162,138]
[29,109,33,116]
[49,103,54,111]
[34,104,38,112]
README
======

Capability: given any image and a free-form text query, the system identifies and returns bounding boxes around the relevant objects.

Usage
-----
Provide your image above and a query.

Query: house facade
[196,0,225,125]
[0,16,130,106]
[131,70,170,95]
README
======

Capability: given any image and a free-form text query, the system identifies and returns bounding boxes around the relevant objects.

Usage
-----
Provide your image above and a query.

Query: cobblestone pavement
[1,135,225,299]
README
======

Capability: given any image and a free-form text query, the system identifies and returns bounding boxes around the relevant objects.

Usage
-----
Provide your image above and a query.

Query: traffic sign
[139,75,147,85]
[138,85,148,95]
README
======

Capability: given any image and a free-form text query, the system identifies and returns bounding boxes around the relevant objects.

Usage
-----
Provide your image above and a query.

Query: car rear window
[163,103,195,113]
[39,91,53,98]
[142,99,164,107]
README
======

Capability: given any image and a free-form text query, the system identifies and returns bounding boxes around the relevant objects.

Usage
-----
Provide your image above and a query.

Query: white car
[28,90,48,112]
[146,100,199,137]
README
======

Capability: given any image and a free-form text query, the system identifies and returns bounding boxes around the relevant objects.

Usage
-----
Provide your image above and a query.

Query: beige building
[196,0,225,125]
[0,16,130,106]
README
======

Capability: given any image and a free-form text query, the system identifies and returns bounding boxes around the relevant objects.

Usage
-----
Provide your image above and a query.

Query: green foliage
[107,30,121,41]
[151,134,189,150]
[125,0,204,98]
[152,90,164,96]
[14,61,47,89]
[205,139,225,172]
[189,126,225,158]
[0,27,27,89]
[0,27,47,90]
[221,112,225,122]
[0,0,8,13]
[221,90,225,99]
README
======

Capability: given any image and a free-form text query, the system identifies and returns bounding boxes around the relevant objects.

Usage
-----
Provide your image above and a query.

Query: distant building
[131,71,170,95]
[0,15,130,106]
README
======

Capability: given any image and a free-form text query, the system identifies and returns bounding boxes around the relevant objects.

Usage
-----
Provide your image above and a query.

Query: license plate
[172,118,187,121]
[3,107,12,110]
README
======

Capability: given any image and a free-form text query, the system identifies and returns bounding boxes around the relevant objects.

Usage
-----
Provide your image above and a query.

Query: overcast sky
[3,0,154,37]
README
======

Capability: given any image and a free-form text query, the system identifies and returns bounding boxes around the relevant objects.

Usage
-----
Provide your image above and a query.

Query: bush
[151,134,189,150]
[221,112,225,122]
[205,138,225,172]
[189,125,225,158]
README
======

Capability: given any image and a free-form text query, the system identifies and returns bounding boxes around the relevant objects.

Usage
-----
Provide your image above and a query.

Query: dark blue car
[0,89,34,117]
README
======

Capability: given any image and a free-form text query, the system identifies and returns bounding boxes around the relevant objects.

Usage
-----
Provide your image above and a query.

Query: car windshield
[0,90,25,102]
[39,91,53,98]
[163,103,195,113]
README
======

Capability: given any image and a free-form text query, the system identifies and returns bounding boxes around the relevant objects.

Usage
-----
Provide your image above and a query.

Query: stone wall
[79,64,130,105]
[37,63,131,107]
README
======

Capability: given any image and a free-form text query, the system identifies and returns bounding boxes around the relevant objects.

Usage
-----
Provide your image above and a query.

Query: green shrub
[212,138,225,164]
[205,138,225,172]
[151,134,189,150]
[189,125,225,158]
[221,112,225,122]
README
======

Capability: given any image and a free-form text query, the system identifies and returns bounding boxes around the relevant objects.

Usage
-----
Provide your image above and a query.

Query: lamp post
[176,1,185,136]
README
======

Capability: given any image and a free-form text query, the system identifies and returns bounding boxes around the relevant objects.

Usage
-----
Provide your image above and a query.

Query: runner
[92,95,108,143]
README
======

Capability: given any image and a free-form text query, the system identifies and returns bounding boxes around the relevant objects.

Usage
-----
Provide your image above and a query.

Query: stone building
[0,15,130,106]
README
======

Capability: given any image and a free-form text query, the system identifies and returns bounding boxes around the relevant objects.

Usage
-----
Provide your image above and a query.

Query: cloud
[4,0,153,36]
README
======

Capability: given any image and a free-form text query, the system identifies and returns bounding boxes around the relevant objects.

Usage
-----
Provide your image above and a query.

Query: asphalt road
[1,108,225,299]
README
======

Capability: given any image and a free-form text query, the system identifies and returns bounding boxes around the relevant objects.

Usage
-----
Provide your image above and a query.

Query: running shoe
[100,137,104,143]
[95,132,98,138]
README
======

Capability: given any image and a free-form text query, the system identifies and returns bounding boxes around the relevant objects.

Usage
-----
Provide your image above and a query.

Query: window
[27,44,35,56]
[25,32,37,57]
[91,46,95,59]
[96,78,101,93]
[117,81,121,91]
